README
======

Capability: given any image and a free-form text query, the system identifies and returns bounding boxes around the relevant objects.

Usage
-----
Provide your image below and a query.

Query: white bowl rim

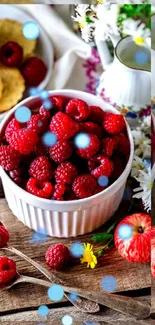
[0,89,134,206]
[0,4,53,117]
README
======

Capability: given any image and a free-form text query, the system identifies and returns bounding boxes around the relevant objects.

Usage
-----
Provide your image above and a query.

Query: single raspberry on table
[34,139,49,157]
[100,138,117,157]
[26,178,53,199]
[49,140,73,163]
[76,133,100,159]
[27,114,49,134]
[0,257,17,284]
[45,244,70,270]
[88,106,105,124]
[52,183,66,201]
[5,118,23,143]
[72,174,97,199]
[103,113,125,135]
[21,56,47,86]
[29,156,53,181]
[9,128,39,154]
[50,112,79,140]
[0,145,21,171]
[9,167,25,186]
[0,222,10,248]
[0,41,23,67]
[55,162,77,185]
[79,122,103,138]
[114,133,130,160]
[91,155,114,178]
[65,98,89,121]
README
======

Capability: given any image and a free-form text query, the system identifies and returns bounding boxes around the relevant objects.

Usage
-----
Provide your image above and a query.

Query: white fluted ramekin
[0,90,134,238]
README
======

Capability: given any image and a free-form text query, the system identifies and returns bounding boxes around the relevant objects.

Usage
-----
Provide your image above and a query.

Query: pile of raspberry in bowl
[0,95,130,201]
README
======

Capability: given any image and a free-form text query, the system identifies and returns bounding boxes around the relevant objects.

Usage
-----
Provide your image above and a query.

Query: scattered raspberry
[0,145,21,171]
[0,222,10,248]
[52,183,66,201]
[114,133,130,160]
[21,56,47,86]
[80,122,103,138]
[9,129,38,154]
[26,178,53,199]
[50,112,79,140]
[103,113,125,135]
[0,41,23,67]
[0,257,17,284]
[45,244,70,270]
[29,156,53,181]
[91,155,114,178]
[66,99,89,121]
[77,134,100,159]
[49,140,73,163]
[101,138,117,157]
[112,156,125,180]
[27,114,49,134]
[9,167,24,185]
[89,106,105,124]
[55,162,77,185]
[72,174,97,199]
[5,118,23,143]
[34,139,49,156]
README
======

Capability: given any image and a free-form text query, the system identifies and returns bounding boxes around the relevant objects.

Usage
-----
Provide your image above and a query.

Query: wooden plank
[151,277,155,316]
[0,306,154,325]
[0,198,150,313]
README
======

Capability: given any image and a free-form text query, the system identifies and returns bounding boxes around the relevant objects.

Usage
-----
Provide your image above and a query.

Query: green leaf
[91,233,113,243]
[107,221,118,234]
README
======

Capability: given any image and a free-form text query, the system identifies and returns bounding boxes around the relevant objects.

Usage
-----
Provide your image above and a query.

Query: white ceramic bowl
[0,4,53,121]
[0,90,134,238]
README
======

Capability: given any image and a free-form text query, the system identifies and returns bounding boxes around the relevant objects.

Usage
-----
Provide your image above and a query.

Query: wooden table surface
[0,191,153,324]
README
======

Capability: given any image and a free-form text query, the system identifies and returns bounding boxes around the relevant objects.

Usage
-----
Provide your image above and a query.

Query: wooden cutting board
[0,198,150,313]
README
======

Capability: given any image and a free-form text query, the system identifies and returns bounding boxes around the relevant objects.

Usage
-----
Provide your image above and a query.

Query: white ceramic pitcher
[152,14,155,98]
[95,33,151,111]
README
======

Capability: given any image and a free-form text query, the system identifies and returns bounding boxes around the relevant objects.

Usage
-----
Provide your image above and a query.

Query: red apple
[114,213,151,263]
[151,226,155,277]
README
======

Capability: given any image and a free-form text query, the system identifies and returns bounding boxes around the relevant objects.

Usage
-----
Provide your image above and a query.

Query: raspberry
[66,99,89,121]
[29,156,53,181]
[39,105,52,120]
[21,56,47,86]
[0,257,17,284]
[49,140,73,163]
[55,162,77,185]
[50,112,79,140]
[72,174,97,199]
[101,138,117,157]
[26,178,53,199]
[45,244,70,270]
[112,156,125,180]
[76,134,100,159]
[0,145,21,171]
[91,155,114,178]
[39,96,65,120]
[89,106,105,124]
[80,122,103,138]
[0,222,10,248]
[5,118,23,143]
[27,114,49,134]
[93,185,104,195]
[50,96,65,111]
[114,133,130,160]
[34,139,49,156]
[0,41,23,67]
[9,167,24,185]
[103,113,125,135]
[52,183,66,201]
[10,129,39,154]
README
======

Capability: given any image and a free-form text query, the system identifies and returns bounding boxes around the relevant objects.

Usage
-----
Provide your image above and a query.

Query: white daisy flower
[139,115,151,132]
[132,130,151,158]
[72,5,94,43]
[122,18,151,47]
[131,155,145,178]
[133,167,151,212]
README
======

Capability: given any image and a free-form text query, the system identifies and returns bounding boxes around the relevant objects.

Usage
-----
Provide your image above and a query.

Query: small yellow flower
[97,0,104,4]
[133,36,145,46]
[80,243,97,269]
[120,106,129,116]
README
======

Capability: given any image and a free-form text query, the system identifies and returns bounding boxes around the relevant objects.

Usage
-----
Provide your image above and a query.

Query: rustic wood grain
[0,306,154,325]
[0,198,151,314]
[151,277,155,317]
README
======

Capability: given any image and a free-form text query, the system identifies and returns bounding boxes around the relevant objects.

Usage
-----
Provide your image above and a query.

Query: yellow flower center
[78,22,85,29]
[133,36,145,46]
[97,0,104,3]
